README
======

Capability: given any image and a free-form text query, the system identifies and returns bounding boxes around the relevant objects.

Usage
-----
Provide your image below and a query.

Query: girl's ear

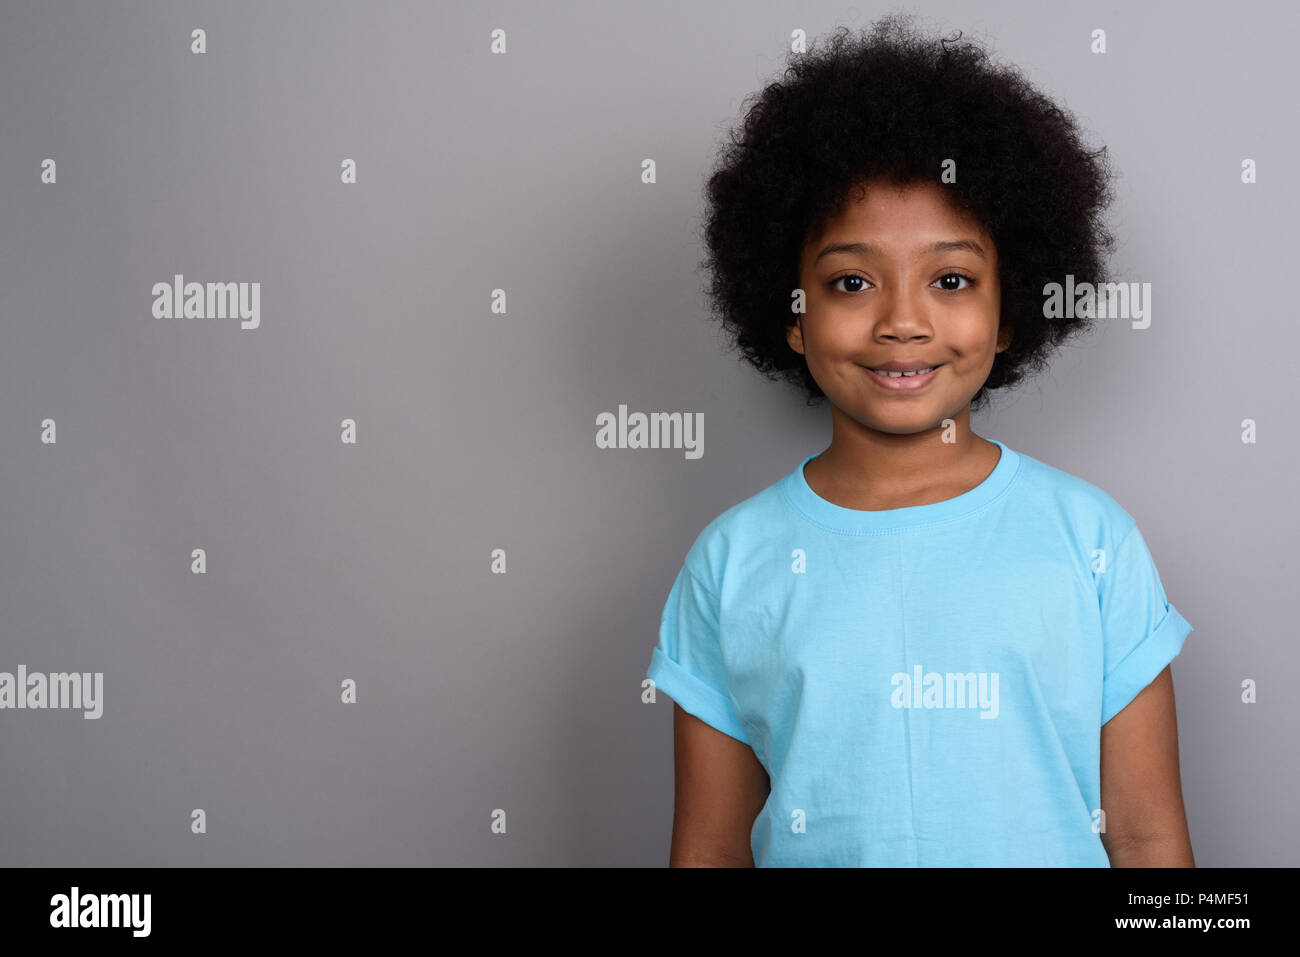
[995,321,1013,353]
[786,319,806,356]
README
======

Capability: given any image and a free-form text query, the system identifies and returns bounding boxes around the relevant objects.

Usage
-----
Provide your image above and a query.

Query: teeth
[872,366,936,378]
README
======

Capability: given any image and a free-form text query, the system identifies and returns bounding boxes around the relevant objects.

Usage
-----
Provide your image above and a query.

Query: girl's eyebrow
[813,239,988,264]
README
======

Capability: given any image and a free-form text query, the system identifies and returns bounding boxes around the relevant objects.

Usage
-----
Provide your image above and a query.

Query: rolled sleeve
[1099,523,1194,725]
[1101,602,1192,724]
[646,564,750,745]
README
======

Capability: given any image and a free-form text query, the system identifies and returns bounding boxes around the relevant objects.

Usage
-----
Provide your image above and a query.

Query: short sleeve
[1098,522,1193,725]
[646,563,751,744]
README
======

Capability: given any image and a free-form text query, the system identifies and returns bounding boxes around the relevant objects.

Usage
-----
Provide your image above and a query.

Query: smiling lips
[861,363,944,390]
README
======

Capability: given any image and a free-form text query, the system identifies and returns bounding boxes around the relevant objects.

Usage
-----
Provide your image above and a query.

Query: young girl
[645,16,1195,867]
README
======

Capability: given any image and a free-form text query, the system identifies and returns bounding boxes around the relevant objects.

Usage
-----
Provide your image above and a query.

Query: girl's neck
[804,428,1001,512]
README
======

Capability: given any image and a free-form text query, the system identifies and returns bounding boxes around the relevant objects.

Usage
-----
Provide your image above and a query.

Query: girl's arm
[1099,665,1195,866]
[669,704,770,867]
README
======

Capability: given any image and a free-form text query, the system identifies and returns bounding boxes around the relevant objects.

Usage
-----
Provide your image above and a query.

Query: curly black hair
[697,13,1118,412]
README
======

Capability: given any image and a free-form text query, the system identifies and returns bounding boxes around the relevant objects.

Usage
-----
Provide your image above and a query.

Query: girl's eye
[830,275,870,293]
[933,272,975,291]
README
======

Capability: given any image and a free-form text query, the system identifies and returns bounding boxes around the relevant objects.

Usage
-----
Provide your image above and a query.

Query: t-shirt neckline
[781,439,1022,534]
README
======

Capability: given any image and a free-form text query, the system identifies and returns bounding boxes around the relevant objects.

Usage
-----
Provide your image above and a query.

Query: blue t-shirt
[646,439,1193,867]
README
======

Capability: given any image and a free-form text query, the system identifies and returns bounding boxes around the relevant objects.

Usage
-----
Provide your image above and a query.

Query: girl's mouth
[860,364,944,391]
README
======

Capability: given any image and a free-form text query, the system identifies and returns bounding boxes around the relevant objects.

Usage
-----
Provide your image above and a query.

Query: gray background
[0,0,1294,866]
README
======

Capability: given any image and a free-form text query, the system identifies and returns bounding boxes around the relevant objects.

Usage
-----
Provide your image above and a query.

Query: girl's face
[788,178,1011,437]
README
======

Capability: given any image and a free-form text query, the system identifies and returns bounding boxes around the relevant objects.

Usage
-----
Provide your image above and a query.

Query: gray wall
[0,0,1294,866]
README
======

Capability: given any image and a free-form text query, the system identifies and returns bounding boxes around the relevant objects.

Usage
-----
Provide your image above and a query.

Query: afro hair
[698,13,1118,412]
